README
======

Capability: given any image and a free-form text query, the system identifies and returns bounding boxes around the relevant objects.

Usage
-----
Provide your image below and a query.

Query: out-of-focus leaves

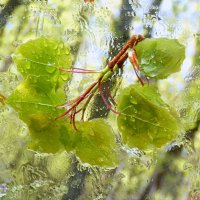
[61,119,119,167]
[0,71,20,97]
[117,84,180,149]
[179,78,200,130]
[135,38,185,79]
[178,36,200,130]
[84,0,94,3]
[0,94,6,105]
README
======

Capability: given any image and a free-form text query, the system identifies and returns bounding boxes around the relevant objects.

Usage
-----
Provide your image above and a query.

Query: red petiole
[55,35,145,130]
[104,82,116,105]
[60,67,100,74]
[98,78,120,115]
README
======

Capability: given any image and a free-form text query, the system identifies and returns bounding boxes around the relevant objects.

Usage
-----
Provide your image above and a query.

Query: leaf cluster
[7,36,185,167]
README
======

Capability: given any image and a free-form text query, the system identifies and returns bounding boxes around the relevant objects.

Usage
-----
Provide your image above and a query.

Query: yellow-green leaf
[117,84,180,149]
[135,38,185,79]
[61,119,119,167]
[13,36,72,91]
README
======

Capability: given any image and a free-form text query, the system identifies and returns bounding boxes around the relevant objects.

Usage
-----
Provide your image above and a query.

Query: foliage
[7,37,72,153]
[7,36,118,167]
[60,119,119,167]
[117,83,180,149]
[6,35,186,167]
[134,38,185,79]
[1,0,200,199]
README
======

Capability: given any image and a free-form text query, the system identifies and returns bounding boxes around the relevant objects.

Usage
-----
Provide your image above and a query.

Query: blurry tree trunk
[90,0,162,119]
[0,0,22,35]
[144,0,162,37]
[62,1,135,200]
[89,0,134,119]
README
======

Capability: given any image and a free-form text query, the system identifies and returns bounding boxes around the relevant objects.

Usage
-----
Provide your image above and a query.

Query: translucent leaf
[7,37,73,153]
[7,80,67,153]
[7,80,118,167]
[117,84,180,149]
[60,119,119,167]
[7,37,118,167]
[13,36,72,91]
[135,38,185,79]
[7,82,118,167]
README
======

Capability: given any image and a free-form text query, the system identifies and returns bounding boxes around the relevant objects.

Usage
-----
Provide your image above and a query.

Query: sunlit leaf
[7,37,73,153]
[135,38,185,79]
[7,37,119,167]
[7,80,67,152]
[179,78,200,129]
[117,84,180,149]
[13,36,72,91]
[60,119,119,167]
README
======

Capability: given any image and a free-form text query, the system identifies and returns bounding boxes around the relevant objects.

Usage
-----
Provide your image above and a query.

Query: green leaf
[13,36,72,91]
[7,37,118,167]
[7,80,67,153]
[135,38,185,79]
[60,119,119,167]
[7,37,73,153]
[7,82,119,167]
[7,84,119,167]
[117,84,180,149]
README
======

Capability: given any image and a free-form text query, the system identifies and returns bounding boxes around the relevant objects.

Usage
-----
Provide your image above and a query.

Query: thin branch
[98,79,120,115]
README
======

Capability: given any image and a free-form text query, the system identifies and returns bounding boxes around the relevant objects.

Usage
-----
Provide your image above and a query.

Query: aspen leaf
[135,38,185,79]
[117,84,180,149]
[8,37,73,153]
[61,119,119,167]
[13,36,72,91]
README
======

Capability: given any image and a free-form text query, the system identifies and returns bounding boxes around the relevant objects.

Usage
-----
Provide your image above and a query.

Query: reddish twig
[60,68,100,74]
[108,35,143,70]
[128,49,144,86]
[104,82,116,105]
[98,79,120,115]
[132,49,140,71]
[55,35,144,130]
[54,81,98,120]
[81,92,94,121]
[117,52,128,68]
